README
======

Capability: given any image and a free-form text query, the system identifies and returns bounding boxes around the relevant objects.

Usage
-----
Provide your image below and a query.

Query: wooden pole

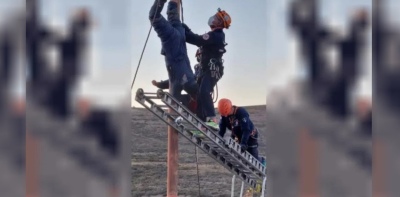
[167,88,179,195]
[26,130,40,197]
[167,120,179,197]
[373,138,387,197]
[299,128,319,197]
[167,1,181,196]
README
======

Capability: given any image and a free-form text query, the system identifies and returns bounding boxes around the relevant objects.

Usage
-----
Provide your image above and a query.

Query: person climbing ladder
[217,98,261,161]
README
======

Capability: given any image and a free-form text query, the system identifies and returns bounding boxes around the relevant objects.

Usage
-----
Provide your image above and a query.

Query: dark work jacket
[219,106,257,147]
[150,1,195,85]
[183,25,226,70]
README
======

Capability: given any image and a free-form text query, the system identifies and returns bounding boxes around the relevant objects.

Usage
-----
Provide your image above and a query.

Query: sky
[265,0,373,104]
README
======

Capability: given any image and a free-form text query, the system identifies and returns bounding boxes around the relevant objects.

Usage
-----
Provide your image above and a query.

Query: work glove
[150,0,167,20]
[240,144,248,153]
[218,138,226,145]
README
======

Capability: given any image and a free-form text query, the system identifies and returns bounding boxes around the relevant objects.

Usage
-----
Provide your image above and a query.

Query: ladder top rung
[145,96,160,99]
[141,91,158,95]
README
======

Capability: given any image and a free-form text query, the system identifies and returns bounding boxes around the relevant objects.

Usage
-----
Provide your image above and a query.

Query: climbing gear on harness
[250,128,259,139]
[208,8,232,29]
[196,58,224,81]
[195,48,202,61]
[218,98,232,117]
[208,58,224,80]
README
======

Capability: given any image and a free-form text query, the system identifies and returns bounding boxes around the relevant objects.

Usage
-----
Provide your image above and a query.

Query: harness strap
[248,144,258,148]
[233,106,238,115]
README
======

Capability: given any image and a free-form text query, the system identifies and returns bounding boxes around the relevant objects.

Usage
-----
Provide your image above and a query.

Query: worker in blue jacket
[217,98,260,161]
[181,8,231,123]
[149,0,198,102]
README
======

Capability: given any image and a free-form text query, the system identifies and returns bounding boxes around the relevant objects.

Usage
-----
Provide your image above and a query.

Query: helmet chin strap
[210,24,224,31]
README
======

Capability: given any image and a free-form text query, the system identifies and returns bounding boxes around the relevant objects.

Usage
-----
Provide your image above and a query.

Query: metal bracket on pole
[260,176,267,197]
[240,181,245,197]
[231,175,235,197]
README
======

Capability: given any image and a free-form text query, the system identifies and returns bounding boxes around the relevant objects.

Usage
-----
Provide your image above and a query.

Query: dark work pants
[247,129,260,161]
[247,146,260,162]
[169,79,198,105]
[196,71,218,121]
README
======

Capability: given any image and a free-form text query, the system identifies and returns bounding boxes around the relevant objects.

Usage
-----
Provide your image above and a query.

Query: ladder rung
[145,96,160,99]
[143,92,158,96]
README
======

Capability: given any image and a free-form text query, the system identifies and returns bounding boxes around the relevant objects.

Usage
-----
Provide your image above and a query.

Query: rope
[130,0,161,89]
[178,1,202,196]
[180,0,184,22]
[195,146,201,196]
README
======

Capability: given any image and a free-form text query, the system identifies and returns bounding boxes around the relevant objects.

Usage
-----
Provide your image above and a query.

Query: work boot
[205,116,219,131]
[151,80,161,88]
[151,80,169,89]
[207,116,218,123]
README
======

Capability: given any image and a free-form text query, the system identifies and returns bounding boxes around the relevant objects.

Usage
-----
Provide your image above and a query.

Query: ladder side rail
[227,138,266,175]
[160,92,266,176]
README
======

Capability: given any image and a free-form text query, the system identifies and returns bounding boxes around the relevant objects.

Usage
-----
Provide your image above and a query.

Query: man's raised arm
[166,0,181,23]
[149,0,167,21]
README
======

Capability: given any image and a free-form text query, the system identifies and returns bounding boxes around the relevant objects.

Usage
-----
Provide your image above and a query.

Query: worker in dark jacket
[149,0,198,102]
[47,8,92,118]
[182,8,231,123]
[217,98,260,161]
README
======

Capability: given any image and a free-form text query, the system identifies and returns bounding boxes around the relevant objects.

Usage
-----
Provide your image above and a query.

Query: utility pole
[167,1,181,194]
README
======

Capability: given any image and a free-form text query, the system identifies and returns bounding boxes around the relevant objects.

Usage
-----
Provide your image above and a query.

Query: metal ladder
[135,88,267,193]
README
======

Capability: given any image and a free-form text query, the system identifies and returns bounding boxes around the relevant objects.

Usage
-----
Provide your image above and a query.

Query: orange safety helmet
[218,98,232,117]
[208,8,231,29]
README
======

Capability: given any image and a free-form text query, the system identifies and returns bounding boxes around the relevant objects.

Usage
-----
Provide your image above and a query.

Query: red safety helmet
[218,98,232,117]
